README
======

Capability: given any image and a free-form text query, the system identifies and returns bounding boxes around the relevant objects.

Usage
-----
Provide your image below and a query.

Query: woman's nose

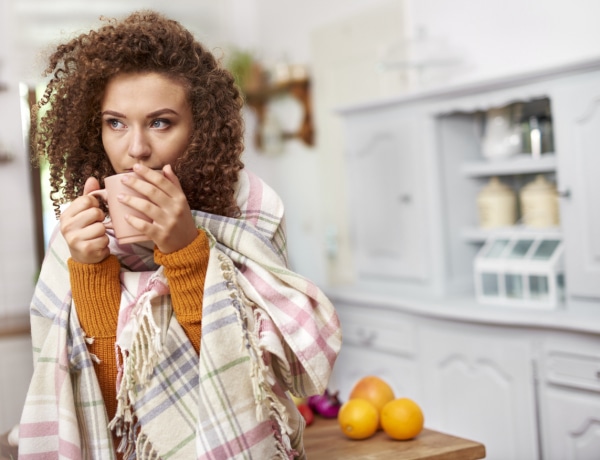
[128,128,151,159]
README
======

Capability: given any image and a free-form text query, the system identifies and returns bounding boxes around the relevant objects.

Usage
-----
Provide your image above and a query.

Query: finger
[131,164,180,197]
[67,221,108,242]
[83,176,101,195]
[61,208,107,236]
[61,197,105,223]
[162,164,181,187]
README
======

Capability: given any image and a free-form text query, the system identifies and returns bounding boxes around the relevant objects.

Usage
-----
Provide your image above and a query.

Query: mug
[88,172,152,244]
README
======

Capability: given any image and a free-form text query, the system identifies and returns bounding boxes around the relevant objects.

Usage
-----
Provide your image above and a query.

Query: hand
[60,177,111,264]
[118,164,198,254]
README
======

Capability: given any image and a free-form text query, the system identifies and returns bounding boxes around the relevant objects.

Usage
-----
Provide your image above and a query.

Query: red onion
[307,389,342,418]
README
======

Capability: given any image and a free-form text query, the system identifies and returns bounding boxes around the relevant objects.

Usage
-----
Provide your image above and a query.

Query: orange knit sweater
[68,230,209,427]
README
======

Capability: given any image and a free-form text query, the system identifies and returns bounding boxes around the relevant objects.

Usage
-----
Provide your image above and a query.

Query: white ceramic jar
[477,177,517,228]
[481,107,522,161]
[520,174,560,227]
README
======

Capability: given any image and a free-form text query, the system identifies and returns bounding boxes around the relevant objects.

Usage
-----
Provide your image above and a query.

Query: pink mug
[88,172,152,244]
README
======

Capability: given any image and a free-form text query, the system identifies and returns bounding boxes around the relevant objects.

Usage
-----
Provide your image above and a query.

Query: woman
[18,10,341,459]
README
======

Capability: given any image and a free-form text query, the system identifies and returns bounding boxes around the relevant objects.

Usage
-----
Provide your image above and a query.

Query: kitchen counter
[303,417,486,459]
[0,313,30,338]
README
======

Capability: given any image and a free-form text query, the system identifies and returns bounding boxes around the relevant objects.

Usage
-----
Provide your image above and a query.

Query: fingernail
[117,194,125,201]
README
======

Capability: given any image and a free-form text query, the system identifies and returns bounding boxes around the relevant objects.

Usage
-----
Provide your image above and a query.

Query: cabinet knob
[398,194,412,204]
[557,188,571,199]
[357,328,377,347]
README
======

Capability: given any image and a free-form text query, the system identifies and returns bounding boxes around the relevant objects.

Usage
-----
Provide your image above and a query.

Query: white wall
[240,0,600,287]
[0,0,37,317]
[2,0,600,315]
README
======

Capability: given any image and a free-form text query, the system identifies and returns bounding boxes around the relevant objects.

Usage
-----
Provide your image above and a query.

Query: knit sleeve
[68,255,121,337]
[153,229,209,354]
[68,255,121,421]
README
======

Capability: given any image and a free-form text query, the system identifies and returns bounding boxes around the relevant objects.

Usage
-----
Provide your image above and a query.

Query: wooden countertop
[304,417,486,459]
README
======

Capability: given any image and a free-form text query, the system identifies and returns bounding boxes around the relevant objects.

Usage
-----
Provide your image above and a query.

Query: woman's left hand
[119,163,198,254]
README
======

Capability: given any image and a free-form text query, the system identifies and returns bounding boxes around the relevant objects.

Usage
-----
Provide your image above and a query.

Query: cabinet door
[344,106,428,282]
[553,72,600,299]
[329,303,420,402]
[538,334,600,460]
[0,336,33,433]
[541,386,600,460]
[330,344,421,404]
[419,324,539,460]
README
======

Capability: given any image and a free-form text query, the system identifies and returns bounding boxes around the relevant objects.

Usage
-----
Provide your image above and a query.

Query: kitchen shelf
[461,225,562,243]
[461,154,557,177]
[245,77,314,149]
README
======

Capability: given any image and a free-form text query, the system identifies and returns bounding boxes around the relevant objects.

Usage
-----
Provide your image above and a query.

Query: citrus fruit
[380,398,425,440]
[337,398,379,440]
[349,375,395,413]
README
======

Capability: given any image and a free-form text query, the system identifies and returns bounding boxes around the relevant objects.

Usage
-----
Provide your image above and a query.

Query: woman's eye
[151,119,171,129]
[107,119,124,129]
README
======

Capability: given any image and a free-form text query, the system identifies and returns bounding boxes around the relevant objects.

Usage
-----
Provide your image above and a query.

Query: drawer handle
[597,370,600,380]
[357,328,377,347]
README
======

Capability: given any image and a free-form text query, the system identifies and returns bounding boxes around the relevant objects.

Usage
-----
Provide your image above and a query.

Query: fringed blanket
[18,170,342,459]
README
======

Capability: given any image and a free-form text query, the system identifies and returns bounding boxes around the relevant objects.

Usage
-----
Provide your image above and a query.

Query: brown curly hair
[32,10,245,218]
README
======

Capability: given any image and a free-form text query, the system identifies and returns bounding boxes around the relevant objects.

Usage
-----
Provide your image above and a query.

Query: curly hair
[32,10,245,218]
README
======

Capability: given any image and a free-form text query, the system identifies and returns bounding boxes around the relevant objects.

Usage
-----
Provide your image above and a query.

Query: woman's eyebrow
[147,108,179,118]
[101,108,179,118]
[101,110,125,117]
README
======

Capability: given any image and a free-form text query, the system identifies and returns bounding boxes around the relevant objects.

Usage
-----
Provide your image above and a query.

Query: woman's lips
[123,167,163,172]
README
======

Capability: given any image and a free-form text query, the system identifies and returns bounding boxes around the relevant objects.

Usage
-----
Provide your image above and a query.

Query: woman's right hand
[60,176,110,264]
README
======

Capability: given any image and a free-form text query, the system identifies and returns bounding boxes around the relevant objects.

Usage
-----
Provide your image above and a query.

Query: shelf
[244,77,314,150]
[461,154,557,177]
[461,225,562,243]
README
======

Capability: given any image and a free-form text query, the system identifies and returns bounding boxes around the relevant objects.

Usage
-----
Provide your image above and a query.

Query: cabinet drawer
[339,307,416,356]
[545,351,600,392]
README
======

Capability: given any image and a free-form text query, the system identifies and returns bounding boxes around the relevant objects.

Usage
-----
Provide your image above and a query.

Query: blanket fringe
[109,289,163,455]
[218,254,293,458]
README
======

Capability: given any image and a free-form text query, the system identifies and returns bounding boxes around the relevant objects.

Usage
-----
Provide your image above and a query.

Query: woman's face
[101,72,193,173]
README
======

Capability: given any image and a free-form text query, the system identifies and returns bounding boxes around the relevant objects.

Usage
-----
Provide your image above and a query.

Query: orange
[337,398,379,440]
[349,375,395,413]
[380,398,425,440]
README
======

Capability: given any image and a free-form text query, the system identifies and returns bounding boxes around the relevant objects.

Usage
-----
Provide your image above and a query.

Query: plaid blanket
[18,170,341,459]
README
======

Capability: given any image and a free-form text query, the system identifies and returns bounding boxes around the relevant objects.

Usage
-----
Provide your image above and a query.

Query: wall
[0,0,37,317]
[3,0,600,315]
[241,0,600,287]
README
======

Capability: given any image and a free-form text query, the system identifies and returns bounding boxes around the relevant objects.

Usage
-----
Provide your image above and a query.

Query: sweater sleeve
[68,255,121,422]
[154,229,209,354]
[68,255,121,337]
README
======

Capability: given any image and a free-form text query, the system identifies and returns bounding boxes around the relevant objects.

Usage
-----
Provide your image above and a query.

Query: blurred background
[2,1,600,457]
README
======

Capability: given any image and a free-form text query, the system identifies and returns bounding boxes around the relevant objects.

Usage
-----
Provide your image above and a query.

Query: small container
[520,175,559,228]
[481,107,522,161]
[477,177,517,228]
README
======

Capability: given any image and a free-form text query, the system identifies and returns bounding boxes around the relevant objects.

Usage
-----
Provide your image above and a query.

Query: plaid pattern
[18,170,341,459]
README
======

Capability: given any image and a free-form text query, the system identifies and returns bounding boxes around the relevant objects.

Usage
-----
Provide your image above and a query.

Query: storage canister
[477,177,517,228]
[520,174,559,227]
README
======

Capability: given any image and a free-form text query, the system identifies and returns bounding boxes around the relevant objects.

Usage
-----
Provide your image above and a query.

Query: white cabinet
[330,58,600,460]
[338,58,600,306]
[343,105,430,285]
[329,303,420,403]
[552,73,600,300]
[538,334,600,460]
[0,335,33,433]
[419,322,539,460]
